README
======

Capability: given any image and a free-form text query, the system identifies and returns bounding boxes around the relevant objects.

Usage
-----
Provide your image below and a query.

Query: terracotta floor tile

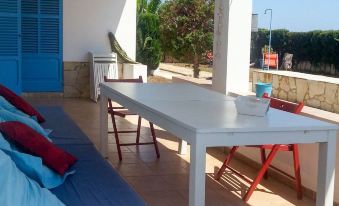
[137,152,162,163]
[161,174,189,190]
[108,152,140,164]
[113,162,156,177]
[146,161,190,175]
[125,176,175,192]
[108,143,131,153]
[128,144,160,153]
[141,190,188,206]
[139,151,186,164]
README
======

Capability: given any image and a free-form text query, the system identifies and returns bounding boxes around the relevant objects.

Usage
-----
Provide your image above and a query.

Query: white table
[99,83,338,206]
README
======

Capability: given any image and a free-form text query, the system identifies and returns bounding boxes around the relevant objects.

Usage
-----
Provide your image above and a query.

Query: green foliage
[261,45,275,54]
[251,29,339,74]
[137,0,162,72]
[108,32,137,64]
[148,0,162,13]
[159,0,214,77]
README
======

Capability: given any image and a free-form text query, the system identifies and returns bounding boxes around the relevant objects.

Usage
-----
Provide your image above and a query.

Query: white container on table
[235,96,270,117]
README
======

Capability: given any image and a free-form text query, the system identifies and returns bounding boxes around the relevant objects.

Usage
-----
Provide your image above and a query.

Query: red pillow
[0,121,77,175]
[0,84,45,122]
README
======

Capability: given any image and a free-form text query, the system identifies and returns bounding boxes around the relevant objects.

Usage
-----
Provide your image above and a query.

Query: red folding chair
[263,53,279,69]
[215,95,304,202]
[104,76,160,161]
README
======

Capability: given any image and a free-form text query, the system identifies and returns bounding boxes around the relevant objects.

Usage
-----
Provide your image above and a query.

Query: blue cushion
[36,106,147,206]
[51,144,147,206]
[0,108,51,140]
[0,96,31,118]
[0,149,65,206]
[0,133,75,189]
[38,106,92,145]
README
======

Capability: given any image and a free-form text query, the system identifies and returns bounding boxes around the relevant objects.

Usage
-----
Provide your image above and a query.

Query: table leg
[316,130,336,206]
[100,94,108,158]
[178,140,188,155]
[189,141,206,206]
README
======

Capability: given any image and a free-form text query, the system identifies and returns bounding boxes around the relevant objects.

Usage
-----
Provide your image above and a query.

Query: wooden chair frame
[104,76,160,161]
[215,95,304,202]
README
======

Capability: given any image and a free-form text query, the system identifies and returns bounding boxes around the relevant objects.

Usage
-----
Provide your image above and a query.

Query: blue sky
[253,0,339,31]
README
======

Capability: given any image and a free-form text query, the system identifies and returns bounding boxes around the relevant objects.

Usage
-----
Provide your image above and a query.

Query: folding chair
[104,76,160,161]
[215,95,304,202]
[263,53,279,69]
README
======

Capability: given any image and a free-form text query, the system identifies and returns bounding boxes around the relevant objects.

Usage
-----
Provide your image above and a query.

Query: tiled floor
[28,98,316,206]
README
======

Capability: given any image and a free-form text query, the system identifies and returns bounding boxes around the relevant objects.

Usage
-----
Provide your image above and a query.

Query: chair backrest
[104,76,143,110]
[263,53,278,68]
[89,53,119,102]
[262,93,304,114]
[104,76,143,83]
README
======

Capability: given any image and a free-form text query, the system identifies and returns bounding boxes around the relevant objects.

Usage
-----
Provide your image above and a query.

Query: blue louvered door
[0,0,21,94]
[21,0,62,92]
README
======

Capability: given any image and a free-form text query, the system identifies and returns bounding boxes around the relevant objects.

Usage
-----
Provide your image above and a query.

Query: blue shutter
[22,0,62,92]
[40,18,59,54]
[0,0,21,94]
[22,17,38,53]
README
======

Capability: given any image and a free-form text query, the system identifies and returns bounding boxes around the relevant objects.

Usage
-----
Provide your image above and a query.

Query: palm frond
[148,0,162,14]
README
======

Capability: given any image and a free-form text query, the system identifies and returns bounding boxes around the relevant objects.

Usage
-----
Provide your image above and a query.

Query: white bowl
[235,96,270,117]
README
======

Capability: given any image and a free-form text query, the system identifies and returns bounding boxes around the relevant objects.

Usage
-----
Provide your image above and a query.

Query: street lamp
[264,9,272,70]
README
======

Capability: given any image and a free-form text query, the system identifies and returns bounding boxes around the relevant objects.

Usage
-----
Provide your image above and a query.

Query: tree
[136,0,162,73]
[159,0,214,78]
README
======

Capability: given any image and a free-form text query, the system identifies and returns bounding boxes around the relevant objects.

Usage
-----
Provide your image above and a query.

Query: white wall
[212,0,252,95]
[63,0,136,62]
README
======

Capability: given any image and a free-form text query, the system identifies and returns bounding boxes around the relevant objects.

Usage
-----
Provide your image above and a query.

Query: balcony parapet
[252,69,339,113]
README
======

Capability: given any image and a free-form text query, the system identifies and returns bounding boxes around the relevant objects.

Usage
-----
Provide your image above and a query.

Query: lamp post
[264,9,272,70]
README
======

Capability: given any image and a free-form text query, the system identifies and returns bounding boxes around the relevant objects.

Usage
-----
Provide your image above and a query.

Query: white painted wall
[212,0,252,95]
[63,0,136,62]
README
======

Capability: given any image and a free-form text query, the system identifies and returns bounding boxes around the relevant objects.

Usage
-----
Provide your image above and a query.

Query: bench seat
[39,106,146,206]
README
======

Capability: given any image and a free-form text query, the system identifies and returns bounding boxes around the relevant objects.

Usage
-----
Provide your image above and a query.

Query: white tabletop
[141,100,337,133]
[101,82,338,134]
[101,83,234,101]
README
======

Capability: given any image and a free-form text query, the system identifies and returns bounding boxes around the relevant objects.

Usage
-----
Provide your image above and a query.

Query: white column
[212,0,253,95]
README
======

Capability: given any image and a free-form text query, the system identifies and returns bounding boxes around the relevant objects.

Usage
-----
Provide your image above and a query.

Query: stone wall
[293,61,338,77]
[64,62,90,98]
[252,69,339,113]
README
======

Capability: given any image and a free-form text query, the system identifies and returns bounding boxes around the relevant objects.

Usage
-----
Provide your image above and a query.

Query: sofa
[38,106,146,206]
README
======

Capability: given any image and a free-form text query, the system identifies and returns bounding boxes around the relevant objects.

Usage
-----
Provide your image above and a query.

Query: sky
[252,0,339,32]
